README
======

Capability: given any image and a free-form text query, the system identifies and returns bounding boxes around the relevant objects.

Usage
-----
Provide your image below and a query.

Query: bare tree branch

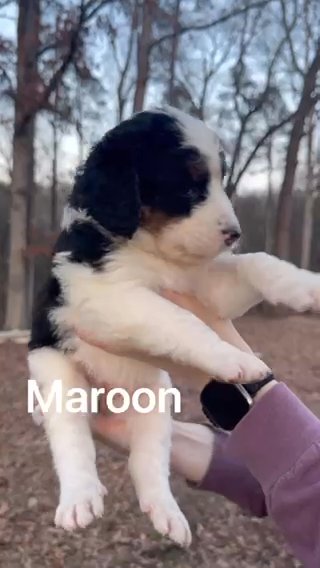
[0,62,14,96]
[20,0,117,129]
[84,0,117,21]
[176,31,234,118]
[226,24,297,193]
[115,3,137,120]
[19,0,119,130]
[149,0,274,52]
[279,0,304,77]
[229,112,296,195]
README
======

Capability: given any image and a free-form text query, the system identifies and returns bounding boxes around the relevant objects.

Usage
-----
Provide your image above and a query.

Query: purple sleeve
[198,428,267,518]
[227,383,320,566]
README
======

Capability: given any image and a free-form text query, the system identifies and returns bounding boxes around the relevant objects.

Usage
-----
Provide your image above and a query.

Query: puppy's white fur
[29,109,320,546]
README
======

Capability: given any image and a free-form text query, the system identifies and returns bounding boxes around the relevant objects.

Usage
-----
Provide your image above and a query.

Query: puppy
[29,107,320,546]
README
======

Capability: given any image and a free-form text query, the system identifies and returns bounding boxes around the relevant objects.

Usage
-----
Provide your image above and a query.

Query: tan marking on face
[141,207,177,235]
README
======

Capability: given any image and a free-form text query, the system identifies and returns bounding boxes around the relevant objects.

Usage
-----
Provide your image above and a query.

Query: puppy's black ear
[70,136,141,238]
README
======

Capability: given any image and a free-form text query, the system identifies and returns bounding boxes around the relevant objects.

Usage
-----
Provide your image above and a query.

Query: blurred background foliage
[0,0,319,328]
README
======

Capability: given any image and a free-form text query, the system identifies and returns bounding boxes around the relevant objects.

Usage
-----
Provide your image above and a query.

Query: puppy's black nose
[222,227,241,246]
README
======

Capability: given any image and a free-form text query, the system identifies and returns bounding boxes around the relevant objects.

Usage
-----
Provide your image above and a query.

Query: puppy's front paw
[55,476,107,531]
[231,350,271,384]
[140,492,191,547]
[300,273,320,312]
[212,344,270,384]
[262,269,320,312]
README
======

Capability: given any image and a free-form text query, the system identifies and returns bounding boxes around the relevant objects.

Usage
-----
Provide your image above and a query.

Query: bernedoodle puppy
[28,107,320,546]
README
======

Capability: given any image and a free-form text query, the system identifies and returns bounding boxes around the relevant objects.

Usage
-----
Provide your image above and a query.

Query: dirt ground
[2,313,320,568]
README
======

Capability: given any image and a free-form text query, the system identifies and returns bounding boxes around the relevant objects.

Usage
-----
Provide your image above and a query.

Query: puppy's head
[70,107,240,262]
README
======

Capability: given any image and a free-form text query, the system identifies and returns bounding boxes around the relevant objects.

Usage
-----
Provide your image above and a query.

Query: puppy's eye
[219,149,227,180]
[188,158,208,183]
[184,148,209,183]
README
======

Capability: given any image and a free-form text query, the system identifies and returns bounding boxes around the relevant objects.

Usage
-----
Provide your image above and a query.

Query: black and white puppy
[29,107,320,547]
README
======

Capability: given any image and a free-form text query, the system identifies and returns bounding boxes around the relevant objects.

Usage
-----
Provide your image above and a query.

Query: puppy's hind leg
[127,371,191,548]
[28,347,106,531]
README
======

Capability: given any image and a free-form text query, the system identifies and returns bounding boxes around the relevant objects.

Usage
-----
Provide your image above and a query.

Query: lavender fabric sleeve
[224,383,320,567]
[198,428,267,518]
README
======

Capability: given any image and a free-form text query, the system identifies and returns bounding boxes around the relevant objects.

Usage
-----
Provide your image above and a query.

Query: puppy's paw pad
[141,495,191,547]
[214,346,270,384]
[235,352,271,384]
[55,479,107,531]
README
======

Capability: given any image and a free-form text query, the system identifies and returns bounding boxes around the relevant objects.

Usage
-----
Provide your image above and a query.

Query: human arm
[76,291,261,388]
[94,372,320,565]
[222,381,320,566]
[85,288,320,564]
[92,412,266,518]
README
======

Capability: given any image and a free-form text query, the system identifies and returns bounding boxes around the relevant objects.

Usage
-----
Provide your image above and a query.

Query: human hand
[91,411,215,484]
[91,412,131,453]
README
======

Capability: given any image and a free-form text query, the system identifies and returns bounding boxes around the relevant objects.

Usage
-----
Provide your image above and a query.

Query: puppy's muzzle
[222,227,241,247]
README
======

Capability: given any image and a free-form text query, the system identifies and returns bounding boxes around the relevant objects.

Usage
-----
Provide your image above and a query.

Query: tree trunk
[51,108,59,232]
[133,0,155,113]
[265,135,274,253]
[4,0,40,330]
[300,108,315,269]
[77,78,84,164]
[167,0,181,106]
[274,42,320,259]
[50,16,61,233]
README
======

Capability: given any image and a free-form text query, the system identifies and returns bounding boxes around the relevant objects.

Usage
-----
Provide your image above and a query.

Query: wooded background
[0,0,319,330]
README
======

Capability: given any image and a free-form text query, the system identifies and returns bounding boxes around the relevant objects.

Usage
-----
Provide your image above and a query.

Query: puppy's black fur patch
[54,221,113,269]
[29,222,113,351]
[29,110,211,351]
[29,276,63,350]
[70,111,209,238]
